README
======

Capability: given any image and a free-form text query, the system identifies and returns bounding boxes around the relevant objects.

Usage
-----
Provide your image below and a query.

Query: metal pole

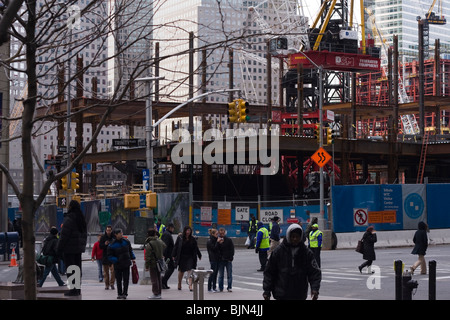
[394,260,403,300]
[429,260,436,300]
[319,66,324,217]
[146,80,153,191]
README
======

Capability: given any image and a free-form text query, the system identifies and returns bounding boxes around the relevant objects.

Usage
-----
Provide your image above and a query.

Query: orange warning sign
[311,147,332,168]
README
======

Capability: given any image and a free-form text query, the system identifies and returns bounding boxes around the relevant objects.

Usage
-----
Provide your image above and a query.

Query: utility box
[124,194,140,209]
[0,233,6,261]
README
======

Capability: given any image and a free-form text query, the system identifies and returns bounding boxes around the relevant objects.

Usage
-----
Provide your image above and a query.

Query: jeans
[208,261,219,291]
[96,260,103,281]
[218,260,232,291]
[39,263,65,287]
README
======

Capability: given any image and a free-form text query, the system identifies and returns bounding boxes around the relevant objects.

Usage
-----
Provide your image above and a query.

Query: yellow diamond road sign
[311,147,332,168]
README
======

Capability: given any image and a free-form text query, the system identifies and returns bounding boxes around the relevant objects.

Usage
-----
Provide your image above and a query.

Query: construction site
[25,0,450,202]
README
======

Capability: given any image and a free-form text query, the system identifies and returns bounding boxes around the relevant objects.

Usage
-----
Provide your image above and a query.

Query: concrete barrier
[335,228,450,249]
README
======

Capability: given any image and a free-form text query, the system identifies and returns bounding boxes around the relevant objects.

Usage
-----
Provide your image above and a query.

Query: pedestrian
[268,216,281,256]
[206,228,220,292]
[263,223,321,300]
[216,228,235,292]
[57,200,87,296]
[38,227,66,287]
[145,228,166,299]
[410,221,428,275]
[99,225,116,290]
[358,226,377,274]
[308,223,323,268]
[161,223,175,289]
[247,214,258,249]
[91,234,104,282]
[107,228,136,299]
[172,225,202,291]
[255,222,270,272]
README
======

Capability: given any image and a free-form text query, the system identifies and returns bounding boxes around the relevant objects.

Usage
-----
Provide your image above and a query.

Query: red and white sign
[353,208,368,226]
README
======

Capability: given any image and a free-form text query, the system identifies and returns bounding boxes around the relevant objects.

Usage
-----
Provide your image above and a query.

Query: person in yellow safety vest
[308,224,323,268]
[255,222,270,272]
[247,215,258,249]
[156,219,165,239]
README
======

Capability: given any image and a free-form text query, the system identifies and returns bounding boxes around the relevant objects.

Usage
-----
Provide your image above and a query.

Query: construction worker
[255,222,270,272]
[155,218,165,239]
[308,224,323,268]
[247,214,258,249]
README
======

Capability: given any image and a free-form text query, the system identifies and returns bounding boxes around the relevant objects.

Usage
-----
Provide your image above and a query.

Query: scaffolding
[355,58,450,136]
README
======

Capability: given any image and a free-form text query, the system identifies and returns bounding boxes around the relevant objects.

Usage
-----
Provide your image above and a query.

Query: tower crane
[419,0,447,59]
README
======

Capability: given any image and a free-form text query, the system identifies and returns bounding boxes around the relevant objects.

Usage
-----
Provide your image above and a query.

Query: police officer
[255,222,270,271]
[308,224,323,268]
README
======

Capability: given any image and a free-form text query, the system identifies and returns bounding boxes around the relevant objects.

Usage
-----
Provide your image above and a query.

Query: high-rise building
[153,0,306,141]
[371,0,450,61]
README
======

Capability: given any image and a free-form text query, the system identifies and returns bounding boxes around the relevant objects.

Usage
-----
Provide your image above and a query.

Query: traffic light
[237,99,250,123]
[326,127,335,145]
[227,101,238,123]
[61,175,69,190]
[71,171,80,191]
[146,191,157,209]
[313,124,321,145]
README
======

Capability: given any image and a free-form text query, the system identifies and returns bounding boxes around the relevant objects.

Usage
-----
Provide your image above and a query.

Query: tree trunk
[22,0,38,300]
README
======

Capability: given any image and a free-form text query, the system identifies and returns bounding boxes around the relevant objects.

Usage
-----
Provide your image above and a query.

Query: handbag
[356,239,364,254]
[131,261,139,284]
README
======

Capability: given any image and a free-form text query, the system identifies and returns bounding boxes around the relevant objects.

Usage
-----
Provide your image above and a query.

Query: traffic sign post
[142,169,150,192]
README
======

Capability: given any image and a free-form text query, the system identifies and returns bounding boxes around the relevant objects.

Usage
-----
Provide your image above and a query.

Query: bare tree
[0,0,273,300]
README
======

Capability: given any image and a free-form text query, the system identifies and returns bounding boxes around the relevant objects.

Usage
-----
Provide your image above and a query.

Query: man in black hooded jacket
[263,223,321,300]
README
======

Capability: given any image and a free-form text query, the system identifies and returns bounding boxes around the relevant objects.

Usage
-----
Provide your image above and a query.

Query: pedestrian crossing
[228,264,450,291]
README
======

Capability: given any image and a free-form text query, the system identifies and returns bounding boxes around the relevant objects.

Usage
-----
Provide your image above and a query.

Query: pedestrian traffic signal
[227,101,238,123]
[313,124,321,145]
[71,171,80,191]
[61,175,69,190]
[326,127,335,145]
[237,99,250,123]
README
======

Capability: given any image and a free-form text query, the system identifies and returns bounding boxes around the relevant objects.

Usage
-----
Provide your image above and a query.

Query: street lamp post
[294,52,325,218]
[135,76,165,192]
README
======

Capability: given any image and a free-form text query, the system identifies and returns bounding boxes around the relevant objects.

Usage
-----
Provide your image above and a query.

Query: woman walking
[358,226,377,274]
[410,221,428,275]
[172,226,202,291]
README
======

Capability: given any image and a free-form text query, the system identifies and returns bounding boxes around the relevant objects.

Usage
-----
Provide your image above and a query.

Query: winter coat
[362,231,377,261]
[411,222,428,256]
[215,236,235,262]
[161,230,174,260]
[107,237,136,269]
[172,235,202,271]
[99,231,116,265]
[144,236,166,269]
[57,207,87,255]
[207,235,220,262]
[42,234,59,260]
[263,224,321,300]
